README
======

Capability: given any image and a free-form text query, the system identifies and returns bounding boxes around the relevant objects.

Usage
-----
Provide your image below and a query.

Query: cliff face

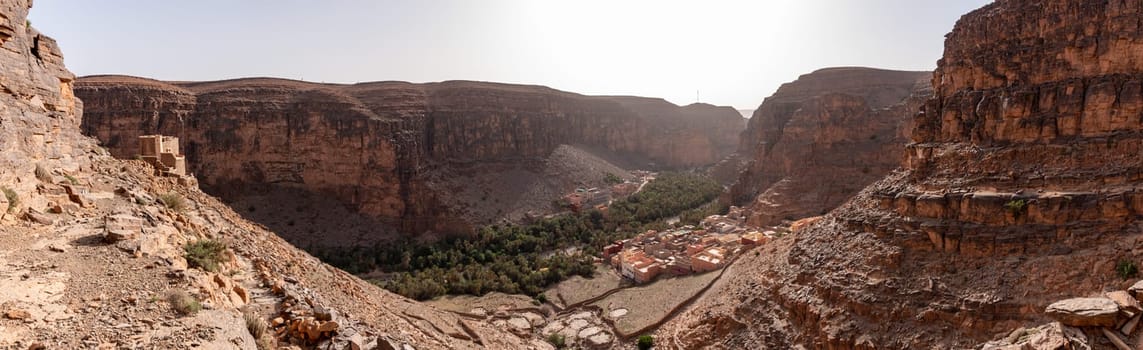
[0,0,88,178]
[0,2,535,348]
[727,67,930,227]
[75,77,744,239]
[657,1,1143,348]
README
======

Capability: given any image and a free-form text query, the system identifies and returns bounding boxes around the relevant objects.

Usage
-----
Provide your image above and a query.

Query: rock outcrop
[75,77,744,239]
[726,67,930,227]
[0,1,536,348]
[657,0,1143,348]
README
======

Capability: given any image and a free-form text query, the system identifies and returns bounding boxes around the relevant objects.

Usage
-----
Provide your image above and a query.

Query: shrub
[547,334,566,349]
[185,239,227,272]
[63,174,79,185]
[1004,199,1027,217]
[2,187,17,213]
[244,311,272,350]
[34,164,51,182]
[159,192,187,212]
[166,290,202,315]
[603,172,623,185]
[637,335,654,350]
[1118,260,1138,280]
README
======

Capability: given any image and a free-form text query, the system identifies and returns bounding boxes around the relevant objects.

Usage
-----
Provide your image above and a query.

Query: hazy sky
[31,1,991,110]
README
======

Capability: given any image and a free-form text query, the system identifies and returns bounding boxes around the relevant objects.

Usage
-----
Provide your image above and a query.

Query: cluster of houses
[560,172,650,212]
[603,206,780,283]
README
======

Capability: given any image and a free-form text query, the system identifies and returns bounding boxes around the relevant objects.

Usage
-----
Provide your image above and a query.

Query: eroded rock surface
[657,1,1143,348]
[726,67,930,227]
[0,1,535,348]
[75,77,745,239]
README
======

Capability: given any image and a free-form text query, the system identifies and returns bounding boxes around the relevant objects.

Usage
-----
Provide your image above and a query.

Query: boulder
[23,211,54,225]
[4,309,30,320]
[981,323,1088,350]
[103,214,143,242]
[1128,280,1143,300]
[1045,298,1120,327]
[1106,291,1142,317]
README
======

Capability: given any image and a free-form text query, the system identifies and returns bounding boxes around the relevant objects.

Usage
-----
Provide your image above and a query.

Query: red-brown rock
[657,0,1143,348]
[75,77,745,238]
[726,67,930,227]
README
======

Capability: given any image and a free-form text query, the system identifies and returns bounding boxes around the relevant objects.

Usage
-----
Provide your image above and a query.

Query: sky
[30,0,991,111]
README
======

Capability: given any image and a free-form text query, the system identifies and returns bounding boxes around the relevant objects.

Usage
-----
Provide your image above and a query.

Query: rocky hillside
[726,67,930,227]
[74,76,744,240]
[0,1,538,349]
[657,0,1143,348]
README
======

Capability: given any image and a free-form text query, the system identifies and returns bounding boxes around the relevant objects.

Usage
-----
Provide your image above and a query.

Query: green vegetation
[1004,199,1027,217]
[638,335,655,350]
[159,192,187,212]
[2,187,18,213]
[603,172,624,185]
[1118,260,1138,280]
[63,174,79,185]
[311,172,723,301]
[678,201,729,226]
[166,290,202,315]
[185,239,227,272]
[547,334,567,348]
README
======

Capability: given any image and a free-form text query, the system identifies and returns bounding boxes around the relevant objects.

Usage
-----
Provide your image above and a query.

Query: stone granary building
[138,135,187,177]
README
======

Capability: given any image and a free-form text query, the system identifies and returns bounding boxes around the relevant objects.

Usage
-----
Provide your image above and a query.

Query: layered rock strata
[657,0,1143,348]
[0,1,535,348]
[727,67,930,227]
[75,77,744,237]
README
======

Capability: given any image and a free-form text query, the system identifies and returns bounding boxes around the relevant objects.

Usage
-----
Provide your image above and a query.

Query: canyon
[4,0,1143,349]
[0,1,539,348]
[75,76,745,245]
[725,67,931,227]
[657,0,1143,348]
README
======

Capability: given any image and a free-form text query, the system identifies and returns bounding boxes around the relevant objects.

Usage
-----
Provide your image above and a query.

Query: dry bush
[244,311,273,349]
[165,289,202,315]
[34,163,51,182]
[159,192,187,212]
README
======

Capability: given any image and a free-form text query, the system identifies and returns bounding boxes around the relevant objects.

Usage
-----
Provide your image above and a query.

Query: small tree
[603,172,623,185]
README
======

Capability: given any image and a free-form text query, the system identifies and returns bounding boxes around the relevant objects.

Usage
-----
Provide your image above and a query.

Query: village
[603,206,782,283]
[558,171,652,212]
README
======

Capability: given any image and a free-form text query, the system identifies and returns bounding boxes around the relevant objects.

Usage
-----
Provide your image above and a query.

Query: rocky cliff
[0,1,537,348]
[727,67,930,227]
[75,77,744,241]
[657,0,1143,348]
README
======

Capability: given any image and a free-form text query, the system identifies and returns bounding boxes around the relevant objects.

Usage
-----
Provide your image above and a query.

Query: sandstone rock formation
[657,0,1143,348]
[1045,298,1120,327]
[75,77,744,241]
[0,1,536,348]
[726,67,930,227]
